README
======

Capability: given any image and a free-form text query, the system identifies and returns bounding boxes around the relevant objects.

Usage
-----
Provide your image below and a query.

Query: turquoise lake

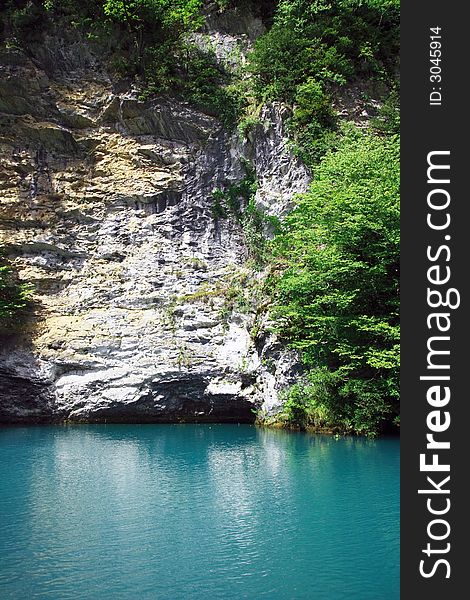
[0,425,399,599]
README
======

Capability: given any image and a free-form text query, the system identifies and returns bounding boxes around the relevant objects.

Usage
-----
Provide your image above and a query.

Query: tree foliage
[270,131,399,435]
[102,0,203,30]
[250,0,399,103]
[247,0,400,166]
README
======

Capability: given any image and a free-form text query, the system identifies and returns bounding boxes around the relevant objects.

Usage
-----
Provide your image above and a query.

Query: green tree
[247,0,400,166]
[249,0,399,103]
[271,130,399,435]
[102,0,203,33]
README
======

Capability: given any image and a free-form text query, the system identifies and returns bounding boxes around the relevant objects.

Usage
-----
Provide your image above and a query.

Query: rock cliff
[0,17,309,423]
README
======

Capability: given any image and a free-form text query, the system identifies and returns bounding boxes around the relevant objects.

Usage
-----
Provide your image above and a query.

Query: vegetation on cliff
[1,0,244,125]
[247,0,399,165]
[269,131,399,435]
[245,1,400,435]
[0,257,31,324]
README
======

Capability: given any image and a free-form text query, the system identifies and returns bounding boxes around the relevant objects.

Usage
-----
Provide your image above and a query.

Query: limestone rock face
[0,26,309,423]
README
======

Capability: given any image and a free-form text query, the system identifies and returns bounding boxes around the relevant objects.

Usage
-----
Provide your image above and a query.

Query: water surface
[0,425,399,599]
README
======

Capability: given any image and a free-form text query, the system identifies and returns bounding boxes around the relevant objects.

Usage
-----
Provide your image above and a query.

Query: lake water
[0,425,399,599]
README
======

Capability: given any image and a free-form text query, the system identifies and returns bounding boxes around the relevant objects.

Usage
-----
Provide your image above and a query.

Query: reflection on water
[0,425,399,599]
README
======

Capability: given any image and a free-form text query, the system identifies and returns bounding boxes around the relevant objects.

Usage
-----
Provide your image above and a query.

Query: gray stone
[0,17,309,424]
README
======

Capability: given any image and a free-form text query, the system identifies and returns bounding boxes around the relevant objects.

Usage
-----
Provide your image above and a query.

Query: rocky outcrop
[0,23,309,423]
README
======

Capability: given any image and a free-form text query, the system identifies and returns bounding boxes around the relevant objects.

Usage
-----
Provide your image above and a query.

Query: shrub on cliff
[247,0,400,166]
[250,0,399,103]
[270,130,400,436]
[0,258,32,325]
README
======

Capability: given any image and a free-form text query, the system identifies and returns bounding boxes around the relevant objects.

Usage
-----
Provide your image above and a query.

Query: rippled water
[0,425,399,599]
